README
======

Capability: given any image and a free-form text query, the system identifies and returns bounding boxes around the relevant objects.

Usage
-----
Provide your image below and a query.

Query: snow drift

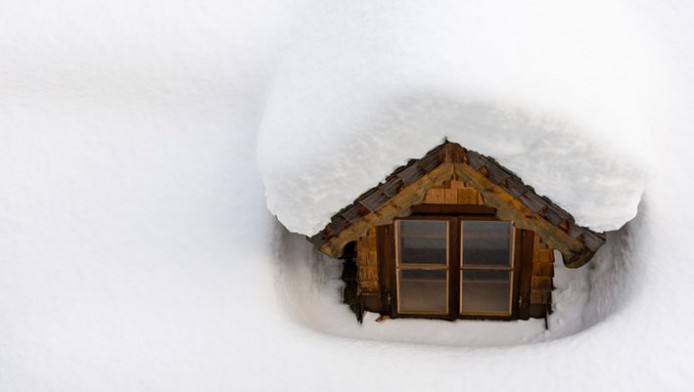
[260,0,666,348]
[4,0,694,390]
[258,1,663,236]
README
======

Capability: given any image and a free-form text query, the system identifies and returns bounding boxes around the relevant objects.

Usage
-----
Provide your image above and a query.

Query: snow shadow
[264,91,648,346]
[259,91,648,236]
[272,207,643,347]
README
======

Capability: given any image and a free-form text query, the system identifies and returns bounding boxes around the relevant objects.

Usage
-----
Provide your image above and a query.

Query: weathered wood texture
[356,227,379,303]
[423,179,483,205]
[452,163,594,268]
[311,142,605,268]
[517,230,535,320]
[376,225,394,315]
[528,236,554,317]
[318,163,455,258]
[354,220,553,320]
[410,204,497,215]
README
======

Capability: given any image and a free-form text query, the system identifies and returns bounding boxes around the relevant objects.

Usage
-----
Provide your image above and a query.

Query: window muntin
[395,220,449,315]
[460,221,514,316]
[393,218,515,318]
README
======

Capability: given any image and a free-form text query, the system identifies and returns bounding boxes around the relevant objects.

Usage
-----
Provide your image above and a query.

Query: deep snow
[2,0,694,391]
[258,1,664,236]
[275,225,597,346]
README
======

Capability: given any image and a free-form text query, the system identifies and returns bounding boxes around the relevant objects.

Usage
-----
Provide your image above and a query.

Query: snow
[258,0,664,235]
[276,226,595,346]
[2,0,694,390]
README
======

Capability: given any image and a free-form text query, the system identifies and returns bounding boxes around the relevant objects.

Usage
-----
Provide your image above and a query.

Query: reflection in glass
[398,269,448,313]
[398,220,448,265]
[396,220,449,314]
[462,221,511,267]
[461,270,511,314]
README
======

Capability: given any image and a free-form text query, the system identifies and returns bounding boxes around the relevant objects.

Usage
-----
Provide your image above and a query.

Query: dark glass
[461,270,511,314]
[398,220,447,265]
[462,221,511,266]
[398,269,448,313]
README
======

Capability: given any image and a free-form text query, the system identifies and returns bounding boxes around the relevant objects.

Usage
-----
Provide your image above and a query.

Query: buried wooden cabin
[309,142,605,322]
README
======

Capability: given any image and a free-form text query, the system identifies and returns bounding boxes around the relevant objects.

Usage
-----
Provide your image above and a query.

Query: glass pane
[398,269,448,314]
[398,220,447,265]
[462,221,511,267]
[461,270,511,314]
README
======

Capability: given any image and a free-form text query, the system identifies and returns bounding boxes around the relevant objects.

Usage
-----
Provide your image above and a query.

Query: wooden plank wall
[355,178,555,319]
[529,235,555,317]
[356,227,379,310]
[423,179,484,205]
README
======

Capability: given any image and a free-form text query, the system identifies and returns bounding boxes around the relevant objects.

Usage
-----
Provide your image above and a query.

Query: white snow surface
[2,0,694,391]
[258,0,665,235]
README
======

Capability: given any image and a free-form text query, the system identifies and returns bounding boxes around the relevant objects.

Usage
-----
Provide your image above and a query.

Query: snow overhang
[309,142,605,268]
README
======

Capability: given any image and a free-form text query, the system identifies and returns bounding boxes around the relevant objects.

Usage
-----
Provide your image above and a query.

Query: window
[460,221,513,316]
[394,220,449,315]
[394,218,515,318]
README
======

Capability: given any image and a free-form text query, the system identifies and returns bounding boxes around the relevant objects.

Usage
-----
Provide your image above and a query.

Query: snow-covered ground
[2,0,694,390]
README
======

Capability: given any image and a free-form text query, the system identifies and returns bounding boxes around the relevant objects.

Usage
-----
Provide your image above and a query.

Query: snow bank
[4,0,694,390]
[258,0,664,235]
[275,221,595,346]
[274,209,639,346]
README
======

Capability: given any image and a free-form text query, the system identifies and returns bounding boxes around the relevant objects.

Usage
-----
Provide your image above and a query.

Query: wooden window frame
[394,217,451,318]
[459,221,515,318]
[388,209,524,321]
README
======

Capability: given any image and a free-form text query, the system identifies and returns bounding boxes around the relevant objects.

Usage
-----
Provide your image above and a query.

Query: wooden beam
[517,230,534,320]
[319,163,455,258]
[410,204,497,215]
[453,163,594,268]
[316,149,599,268]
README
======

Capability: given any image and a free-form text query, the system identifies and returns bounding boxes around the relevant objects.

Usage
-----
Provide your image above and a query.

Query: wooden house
[308,142,605,322]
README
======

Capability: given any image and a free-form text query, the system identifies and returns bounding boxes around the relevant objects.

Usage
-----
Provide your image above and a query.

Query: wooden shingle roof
[309,141,606,268]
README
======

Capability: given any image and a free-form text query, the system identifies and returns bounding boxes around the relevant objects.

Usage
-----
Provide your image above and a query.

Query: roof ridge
[310,140,605,268]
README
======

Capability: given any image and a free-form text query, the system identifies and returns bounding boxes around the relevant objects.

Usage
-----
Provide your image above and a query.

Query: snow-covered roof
[257,2,657,239]
[309,141,605,267]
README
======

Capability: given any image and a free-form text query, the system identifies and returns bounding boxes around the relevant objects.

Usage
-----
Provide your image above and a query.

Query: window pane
[398,220,447,265]
[461,270,511,314]
[462,221,511,267]
[398,269,448,314]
